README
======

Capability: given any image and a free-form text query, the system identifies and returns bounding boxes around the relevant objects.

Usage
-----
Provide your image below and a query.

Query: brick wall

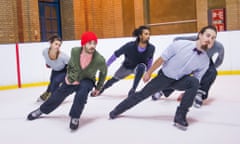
[226,0,240,30]
[60,0,75,40]
[21,0,40,42]
[61,0,125,40]
[59,0,240,39]
[0,0,18,43]
[79,0,124,38]
[0,0,40,44]
[0,0,240,44]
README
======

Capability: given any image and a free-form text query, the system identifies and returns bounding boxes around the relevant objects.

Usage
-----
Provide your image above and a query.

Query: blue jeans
[40,79,95,118]
[46,67,67,93]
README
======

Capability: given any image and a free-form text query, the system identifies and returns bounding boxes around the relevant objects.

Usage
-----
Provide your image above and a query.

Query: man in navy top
[109,25,218,131]
[94,25,155,97]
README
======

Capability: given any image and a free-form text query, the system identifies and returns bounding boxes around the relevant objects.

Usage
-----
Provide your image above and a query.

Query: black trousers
[162,60,217,100]
[199,60,217,99]
[40,79,94,118]
[111,70,199,115]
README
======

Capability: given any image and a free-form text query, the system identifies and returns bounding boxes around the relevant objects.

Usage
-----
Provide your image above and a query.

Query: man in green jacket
[27,32,107,130]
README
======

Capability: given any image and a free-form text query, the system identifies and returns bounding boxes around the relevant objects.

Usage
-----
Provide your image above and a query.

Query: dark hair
[132,25,150,42]
[197,25,217,39]
[48,35,62,43]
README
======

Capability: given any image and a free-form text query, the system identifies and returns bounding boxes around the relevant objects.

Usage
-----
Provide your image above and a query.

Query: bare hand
[72,81,80,85]
[91,89,100,97]
[65,76,80,85]
[65,76,71,85]
[143,72,151,83]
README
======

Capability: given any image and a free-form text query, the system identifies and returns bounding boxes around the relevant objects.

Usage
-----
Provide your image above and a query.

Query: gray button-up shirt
[174,35,224,68]
[161,40,209,81]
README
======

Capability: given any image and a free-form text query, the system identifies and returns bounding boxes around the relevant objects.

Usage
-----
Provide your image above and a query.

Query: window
[39,0,61,41]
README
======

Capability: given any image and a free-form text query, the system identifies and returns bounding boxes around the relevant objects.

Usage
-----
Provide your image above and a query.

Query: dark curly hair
[132,25,150,42]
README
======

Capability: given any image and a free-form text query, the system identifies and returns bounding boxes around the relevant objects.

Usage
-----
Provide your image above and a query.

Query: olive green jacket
[67,47,107,90]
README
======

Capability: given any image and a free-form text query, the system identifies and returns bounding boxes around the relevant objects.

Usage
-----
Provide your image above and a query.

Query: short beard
[84,46,95,54]
[141,40,148,44]
[201,44,208,51]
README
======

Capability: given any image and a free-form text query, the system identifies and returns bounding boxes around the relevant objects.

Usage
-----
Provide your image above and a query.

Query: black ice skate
[173,107,188,131]
[151,91,164,101]
[194,95,203,108]
[174,121,188,131]
[193,89,206,108]
[109,111,118,119]
[27,108,42,120]
[70,118,79,130]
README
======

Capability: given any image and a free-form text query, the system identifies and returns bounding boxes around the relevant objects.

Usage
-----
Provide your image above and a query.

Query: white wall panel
[0,31,239,87]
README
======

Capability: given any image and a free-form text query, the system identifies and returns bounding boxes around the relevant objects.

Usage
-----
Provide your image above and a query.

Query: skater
[152,35,224,108]
[95,25,155,97]
[37,35,69,102]
[27,32,107,130]
[109,25,217,130]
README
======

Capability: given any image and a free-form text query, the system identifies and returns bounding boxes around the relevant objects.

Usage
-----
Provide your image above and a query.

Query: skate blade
[173,123,187,131]
[36,97,45,103]
[193,103,201,108]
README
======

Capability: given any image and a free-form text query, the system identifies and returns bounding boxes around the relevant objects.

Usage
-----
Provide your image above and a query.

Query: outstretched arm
[143,57,164,83]
[106,54,117,67]
[214,41,225,68]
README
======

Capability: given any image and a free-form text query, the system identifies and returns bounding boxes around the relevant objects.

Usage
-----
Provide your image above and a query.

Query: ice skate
[194,95,203,108]
[70,118,79,130]
[109,111,118,119]
[193,90,205,108]
[173,107,188,131]
[37,91,51,102]
[173,122,187,131]
[27,108,42,120]
[151,91,164,101]
[36,97,45,103]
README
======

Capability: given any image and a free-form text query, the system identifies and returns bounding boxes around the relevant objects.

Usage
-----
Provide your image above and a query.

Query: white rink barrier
[0,31,240,89]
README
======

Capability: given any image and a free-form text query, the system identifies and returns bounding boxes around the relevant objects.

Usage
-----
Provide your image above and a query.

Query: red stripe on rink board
[15,43,22,88]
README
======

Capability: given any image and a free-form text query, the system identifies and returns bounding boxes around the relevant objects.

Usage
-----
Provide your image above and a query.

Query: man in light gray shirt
[152,35,224,108]
[108,25,218,131]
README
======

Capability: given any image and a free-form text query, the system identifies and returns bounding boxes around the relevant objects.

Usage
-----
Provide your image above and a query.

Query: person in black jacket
[95,25,155,97]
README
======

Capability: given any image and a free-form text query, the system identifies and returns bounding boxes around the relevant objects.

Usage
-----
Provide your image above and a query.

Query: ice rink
[0,75,239,144]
